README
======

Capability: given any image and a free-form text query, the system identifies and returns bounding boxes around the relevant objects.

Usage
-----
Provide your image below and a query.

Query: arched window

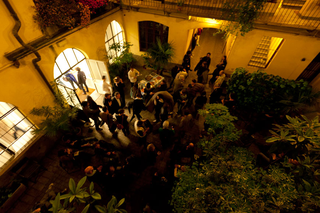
[0,102,36,170]
[105,20,125,61]
[138,21,169,51]
[54,48,91,107]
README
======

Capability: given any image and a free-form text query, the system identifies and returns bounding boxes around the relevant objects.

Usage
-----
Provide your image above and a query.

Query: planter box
[0,183,27,213]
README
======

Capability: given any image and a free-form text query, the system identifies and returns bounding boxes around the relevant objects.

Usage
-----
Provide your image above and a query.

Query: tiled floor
[8,28,226,213]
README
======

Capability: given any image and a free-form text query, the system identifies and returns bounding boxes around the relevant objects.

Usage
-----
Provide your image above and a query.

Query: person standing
[64,71,79,90]
[130,93,145,122]
[196,61,208,84]
[128,66,140,87]
[113,76,125,106]
[194,52,211,72]
[82,101,102,131]
[99,106,117,135]
[103,93,113,113]
[75,67,89,95]
[116,109,129,136]
[182,51,191,73]
[102,75,112,94]
[191,34,197,53]
[112,92,124,114]
[153,94,164,123]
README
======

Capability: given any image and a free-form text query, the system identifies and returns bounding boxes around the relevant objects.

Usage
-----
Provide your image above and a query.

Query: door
[86,59,110,94]
[296,52,320,83]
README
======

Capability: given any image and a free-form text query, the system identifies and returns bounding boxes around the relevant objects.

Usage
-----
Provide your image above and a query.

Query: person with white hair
[158,120,175,149]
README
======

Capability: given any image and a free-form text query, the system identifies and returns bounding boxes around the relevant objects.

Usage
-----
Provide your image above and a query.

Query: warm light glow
[188,16,221,26]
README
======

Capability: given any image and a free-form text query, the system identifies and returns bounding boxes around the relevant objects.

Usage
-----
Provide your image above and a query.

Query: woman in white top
[102,75,112,94]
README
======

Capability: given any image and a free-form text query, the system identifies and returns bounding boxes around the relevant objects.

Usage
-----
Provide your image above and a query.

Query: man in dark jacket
[75,67,89,95]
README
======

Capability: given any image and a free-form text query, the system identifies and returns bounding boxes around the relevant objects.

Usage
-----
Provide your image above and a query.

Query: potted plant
[177,0,184,11]
[142,38,174,75]
[0,179,26,213]
[30,83,79,138]
[107,42,136,79]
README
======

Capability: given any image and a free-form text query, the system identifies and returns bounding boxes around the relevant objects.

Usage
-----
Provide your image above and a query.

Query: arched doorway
[54,48,110,105]
[0,102,36,170]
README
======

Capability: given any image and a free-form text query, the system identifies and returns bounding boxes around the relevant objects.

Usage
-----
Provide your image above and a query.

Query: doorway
[54,48,110,105]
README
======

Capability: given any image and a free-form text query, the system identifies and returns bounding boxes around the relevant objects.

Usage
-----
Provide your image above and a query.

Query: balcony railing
[121,0,320,30]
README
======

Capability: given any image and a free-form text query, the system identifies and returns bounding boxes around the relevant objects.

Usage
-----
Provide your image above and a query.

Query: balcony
[121,0,320,31]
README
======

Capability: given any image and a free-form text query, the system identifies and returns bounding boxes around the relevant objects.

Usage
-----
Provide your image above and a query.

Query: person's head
[115,92,120,99]
[114,76,120,83]
[105,93,111,99]
[146,83,151,89]
[163,120,169,129]
[191,79,196,86]
[103,106,109,113]
[109,166,115,172]
[187,84,192,89]
[219,70,224,76]
[207,52,211,57]
[181,89,187,95]
[102,75,106,81]
[84,166,94,175]
[75,67,80,71]
[118,109,124,114]
[87,95,93,103]
[187,50,191,56]
[81,101,88,108]
[137,120,143,127]
[201,91,206,96]
[147,143,156,152]
[130,66,133,70]
[187,143,194,149]
[194,33,197,37]
[136,92,142,98]
[229,93,235,100]
[223,55,226,60]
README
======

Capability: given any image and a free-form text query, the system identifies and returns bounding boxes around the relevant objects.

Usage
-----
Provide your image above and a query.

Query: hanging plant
[33,0,91,30]
[218,0,267,36]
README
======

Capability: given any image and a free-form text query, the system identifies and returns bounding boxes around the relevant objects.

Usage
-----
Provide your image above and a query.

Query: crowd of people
[55,49,235,212]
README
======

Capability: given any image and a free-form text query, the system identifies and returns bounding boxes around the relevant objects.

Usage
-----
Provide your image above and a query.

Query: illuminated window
[139,21,169,51]
[0,102,36,170]
[105,20,125,62]
[248,36,284,68]
[54,48,89,107]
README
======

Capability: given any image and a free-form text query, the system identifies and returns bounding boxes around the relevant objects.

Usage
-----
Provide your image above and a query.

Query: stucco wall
[0,6,123,125]
[122,11,221,64]
[227,29,320,80]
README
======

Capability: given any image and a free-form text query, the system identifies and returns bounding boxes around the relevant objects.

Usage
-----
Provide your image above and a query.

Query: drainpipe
[3,0,55,96]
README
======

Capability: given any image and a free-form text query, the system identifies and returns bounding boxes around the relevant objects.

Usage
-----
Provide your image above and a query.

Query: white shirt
[128,68,140,83]
[103,81,112,94]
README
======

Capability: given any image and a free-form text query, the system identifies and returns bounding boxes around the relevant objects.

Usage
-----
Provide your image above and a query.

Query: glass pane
[0,102,14,117]
[54,63,62,79]
[56,53,70,74]
[64,48,78,67]
[118,32,124,43]
[0,150,13,168]
[106,25,113,40]
[74,49,85,61]
[105,42,109,52]
[114,34,119,43]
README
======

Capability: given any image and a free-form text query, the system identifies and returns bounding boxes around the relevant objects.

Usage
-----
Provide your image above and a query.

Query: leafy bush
[171,104,320,212]
[227,68,318,115]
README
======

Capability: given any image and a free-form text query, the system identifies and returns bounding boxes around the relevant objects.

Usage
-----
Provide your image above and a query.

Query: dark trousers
[130,111,142,122]
[79,82,89,93]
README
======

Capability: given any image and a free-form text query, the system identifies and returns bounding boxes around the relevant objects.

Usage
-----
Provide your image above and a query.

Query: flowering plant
[33,0,91,30]
[77,0,108,13]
